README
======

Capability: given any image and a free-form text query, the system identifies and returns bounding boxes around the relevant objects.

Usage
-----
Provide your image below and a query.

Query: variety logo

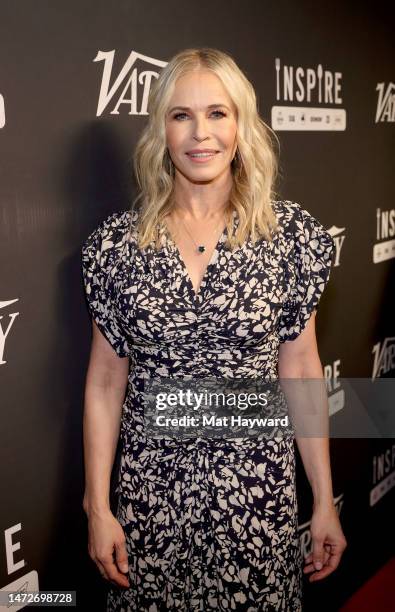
[370,443,395,505]
[299,493,344,558]
[375,82,395,123]
[328,224,345,268]
[372,337,395,380]
[0,300,19,365]
[271,58,346,131]
[0,92,5,128]
[94,50,167,117]
[373,207,395,263]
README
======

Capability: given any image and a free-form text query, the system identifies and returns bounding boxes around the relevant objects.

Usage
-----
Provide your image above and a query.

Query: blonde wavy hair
[128,47,282,250]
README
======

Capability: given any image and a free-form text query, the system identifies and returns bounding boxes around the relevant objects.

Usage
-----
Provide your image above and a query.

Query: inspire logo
[272,58,346,131]
[373,207,395,263]
[375,82,395,123]
[94,50,167,117]
[323,360,344,417]
[370,443,395,506]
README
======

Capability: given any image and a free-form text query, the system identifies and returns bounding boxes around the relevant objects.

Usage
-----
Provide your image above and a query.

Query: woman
[81,47,347,611]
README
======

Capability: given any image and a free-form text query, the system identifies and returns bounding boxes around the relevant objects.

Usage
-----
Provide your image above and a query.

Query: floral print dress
[81,200,335,611]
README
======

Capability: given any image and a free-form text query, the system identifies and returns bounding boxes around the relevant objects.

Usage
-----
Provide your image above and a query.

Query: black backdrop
[1,1,394,610]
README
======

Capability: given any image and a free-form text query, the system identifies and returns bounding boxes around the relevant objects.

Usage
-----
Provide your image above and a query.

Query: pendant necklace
[176,213,226,254]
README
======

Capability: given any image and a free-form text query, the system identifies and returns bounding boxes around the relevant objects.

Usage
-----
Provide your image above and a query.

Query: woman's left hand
[303,501,347,582]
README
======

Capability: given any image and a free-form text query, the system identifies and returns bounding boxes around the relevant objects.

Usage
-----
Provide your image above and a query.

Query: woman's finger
[311,535,326,571]
[95,558,109,581]
[101,552,130,587]
[308,548,344,581]
[304,545,332,572]
[115,540,129,574]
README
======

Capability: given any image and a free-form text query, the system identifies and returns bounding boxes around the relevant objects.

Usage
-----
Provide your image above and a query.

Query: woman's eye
[173,110,227,120]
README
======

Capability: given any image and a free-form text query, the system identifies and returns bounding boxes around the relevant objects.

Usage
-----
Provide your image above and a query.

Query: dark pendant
[198,245,205,253]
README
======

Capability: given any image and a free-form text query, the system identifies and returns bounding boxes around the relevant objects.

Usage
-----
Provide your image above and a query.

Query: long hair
[128,47,282,250]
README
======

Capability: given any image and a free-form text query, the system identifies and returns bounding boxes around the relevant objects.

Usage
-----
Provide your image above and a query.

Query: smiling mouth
[186,151,220,160]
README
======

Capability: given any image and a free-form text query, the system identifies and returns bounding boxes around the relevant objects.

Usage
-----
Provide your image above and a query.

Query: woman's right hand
[87,508,130,588]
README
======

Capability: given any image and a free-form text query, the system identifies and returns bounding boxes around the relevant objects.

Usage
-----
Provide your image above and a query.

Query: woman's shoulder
[270,199,335,265]
[82,208,139,249]
[271,199,304,230]
[86,208,138,241]
[81,208,140,274]
[271,199,333,243]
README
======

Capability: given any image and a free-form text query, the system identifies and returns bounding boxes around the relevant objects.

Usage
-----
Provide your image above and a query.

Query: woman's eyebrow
[168,103,231,113]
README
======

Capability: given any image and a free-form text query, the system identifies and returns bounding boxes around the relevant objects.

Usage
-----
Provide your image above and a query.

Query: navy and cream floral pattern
[81,200,335,611]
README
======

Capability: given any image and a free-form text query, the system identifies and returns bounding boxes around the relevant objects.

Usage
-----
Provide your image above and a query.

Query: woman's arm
[278,311,334,507]
[82,320,129,517]
[278,310,347,581]
[82,321,131,588]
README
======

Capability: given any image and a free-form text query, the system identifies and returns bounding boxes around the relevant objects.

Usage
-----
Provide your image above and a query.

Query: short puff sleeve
[81,211,130,357]
[278,202,335,343]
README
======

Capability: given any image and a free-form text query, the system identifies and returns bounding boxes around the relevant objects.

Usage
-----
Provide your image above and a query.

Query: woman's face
[165,70,238,183]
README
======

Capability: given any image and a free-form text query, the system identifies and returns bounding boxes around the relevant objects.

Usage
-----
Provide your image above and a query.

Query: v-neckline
[163,212,235,303]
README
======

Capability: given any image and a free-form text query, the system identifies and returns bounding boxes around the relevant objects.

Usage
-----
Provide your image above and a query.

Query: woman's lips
[185,151,220,163]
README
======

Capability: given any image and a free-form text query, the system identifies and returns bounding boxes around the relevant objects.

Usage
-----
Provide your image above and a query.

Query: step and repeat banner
[1,1,394,610]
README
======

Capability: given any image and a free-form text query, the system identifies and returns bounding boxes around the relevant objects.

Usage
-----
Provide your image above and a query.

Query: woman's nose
[192,115,210,141]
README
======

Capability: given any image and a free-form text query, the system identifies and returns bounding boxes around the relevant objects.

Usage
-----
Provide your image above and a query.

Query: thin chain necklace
[173,211,226,254]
